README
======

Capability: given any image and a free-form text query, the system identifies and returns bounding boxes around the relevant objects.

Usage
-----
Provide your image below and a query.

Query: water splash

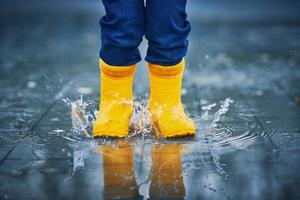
[61,96,95,142]
[71,95,91,138]
[129,100,153,139]
[201,103,217,120]
[60,95,265,182]
[66,96,154,140]
[204,98,234,181]
[209,98,234,131]
[60,96,98,177]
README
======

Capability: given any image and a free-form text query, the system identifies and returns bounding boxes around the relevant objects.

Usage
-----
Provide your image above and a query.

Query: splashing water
[130,100,153,139]
[60,95,263,181]
[201,103,217,120]
[64,96,235,141]
[209,98,234,131]
[61,95,96,142]
[204,98,234,181]
[60,96,100,178]
[71,95,91,138]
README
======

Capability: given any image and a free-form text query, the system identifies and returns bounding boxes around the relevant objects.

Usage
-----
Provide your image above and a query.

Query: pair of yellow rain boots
[93,59,196,138]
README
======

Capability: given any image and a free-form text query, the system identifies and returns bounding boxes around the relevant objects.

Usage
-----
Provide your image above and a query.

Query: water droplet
[27,81,37,88]
[78,87,93,94]
[53,129,65,133]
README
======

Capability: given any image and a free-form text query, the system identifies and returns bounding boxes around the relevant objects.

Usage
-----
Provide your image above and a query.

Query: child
[93,0,196,138]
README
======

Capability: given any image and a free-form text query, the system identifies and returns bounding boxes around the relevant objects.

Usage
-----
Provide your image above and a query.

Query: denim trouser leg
[145,0,191,66]
[100,0,190,66]
[100,0,144,66]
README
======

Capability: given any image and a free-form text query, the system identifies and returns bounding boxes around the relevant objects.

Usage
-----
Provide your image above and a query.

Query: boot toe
[93,119,129,138]
[162,118,196,138]
[152,113,196,138]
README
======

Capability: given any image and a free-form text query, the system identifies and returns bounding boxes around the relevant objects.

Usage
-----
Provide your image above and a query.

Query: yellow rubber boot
[93,60,136,138]
[148,59,196,138]
[98,142,139,199]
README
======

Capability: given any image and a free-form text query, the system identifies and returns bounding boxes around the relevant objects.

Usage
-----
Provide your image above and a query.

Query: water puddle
[56,95,266,183]
[27,86,286,200]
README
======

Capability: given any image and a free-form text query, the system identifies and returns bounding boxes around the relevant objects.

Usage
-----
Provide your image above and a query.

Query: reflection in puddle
[98,142,185,199]
[150,143,185,199]
[99,142,140,199]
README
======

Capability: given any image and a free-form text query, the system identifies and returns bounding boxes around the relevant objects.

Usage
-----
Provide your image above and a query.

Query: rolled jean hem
[145,57,183,66]
[100,57,141,67]
[99,53,141,66]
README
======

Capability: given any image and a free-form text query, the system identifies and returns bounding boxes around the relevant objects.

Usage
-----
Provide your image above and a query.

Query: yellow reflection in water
[98,142,185,199]
[150,143,185,199]
[98,141,139,199]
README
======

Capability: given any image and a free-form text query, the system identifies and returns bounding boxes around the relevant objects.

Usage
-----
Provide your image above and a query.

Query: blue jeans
[100,0,191,66]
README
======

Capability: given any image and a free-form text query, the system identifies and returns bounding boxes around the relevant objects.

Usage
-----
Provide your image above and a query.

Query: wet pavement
[1,1,300,199]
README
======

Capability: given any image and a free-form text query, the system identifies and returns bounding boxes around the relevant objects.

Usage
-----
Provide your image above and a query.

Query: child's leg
[145,0,191,66]
[93,0,144,137]
[145,0,196,138]
[100,0,145,66]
